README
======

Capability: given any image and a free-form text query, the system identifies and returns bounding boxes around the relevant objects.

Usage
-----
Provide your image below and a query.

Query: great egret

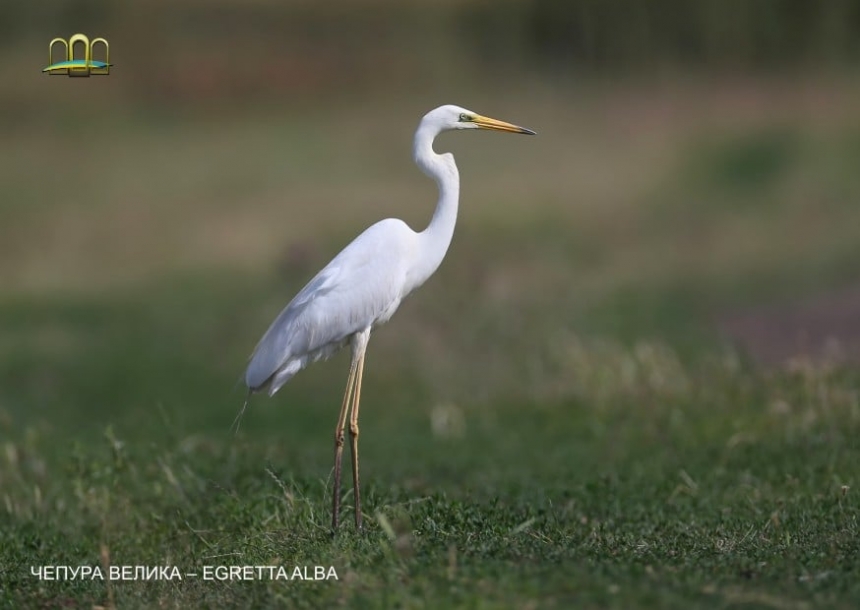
[244,104,535,530]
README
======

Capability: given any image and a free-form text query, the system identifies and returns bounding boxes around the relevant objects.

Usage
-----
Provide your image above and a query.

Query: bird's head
[422,104,536,136]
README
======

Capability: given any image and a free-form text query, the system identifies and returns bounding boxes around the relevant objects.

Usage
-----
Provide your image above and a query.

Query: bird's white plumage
[244,104,533,397]
[245,218,418,394]
[241,103,533,530]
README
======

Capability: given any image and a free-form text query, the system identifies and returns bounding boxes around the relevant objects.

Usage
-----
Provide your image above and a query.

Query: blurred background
[1,0,859,447]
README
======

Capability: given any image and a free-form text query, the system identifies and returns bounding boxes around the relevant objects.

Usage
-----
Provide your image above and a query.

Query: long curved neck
[409,123,460,290]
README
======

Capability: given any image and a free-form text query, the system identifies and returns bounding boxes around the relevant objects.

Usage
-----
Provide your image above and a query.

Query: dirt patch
[718,285,860,366]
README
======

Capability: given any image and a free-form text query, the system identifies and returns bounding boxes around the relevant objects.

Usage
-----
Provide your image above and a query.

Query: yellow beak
[472,114,536,135]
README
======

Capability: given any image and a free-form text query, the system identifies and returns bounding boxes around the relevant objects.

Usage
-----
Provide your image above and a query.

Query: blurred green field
[2,67,860,608]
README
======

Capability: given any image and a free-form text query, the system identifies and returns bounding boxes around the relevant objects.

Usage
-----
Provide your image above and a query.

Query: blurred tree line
[4,0,859,107]
[8,0,857,64]
[492,0,860,69]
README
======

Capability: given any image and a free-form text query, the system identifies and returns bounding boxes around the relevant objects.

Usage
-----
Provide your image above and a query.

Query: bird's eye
[459,113,472,122]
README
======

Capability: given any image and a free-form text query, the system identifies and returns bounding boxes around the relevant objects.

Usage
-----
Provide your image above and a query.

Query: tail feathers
[234,356,305,435]
[267,358,306,396]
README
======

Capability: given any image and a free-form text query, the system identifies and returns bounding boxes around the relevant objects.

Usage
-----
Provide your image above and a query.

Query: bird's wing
[244,219,413,390]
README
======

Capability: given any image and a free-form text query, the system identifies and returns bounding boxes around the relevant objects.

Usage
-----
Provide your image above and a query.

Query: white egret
[244,104,535,530]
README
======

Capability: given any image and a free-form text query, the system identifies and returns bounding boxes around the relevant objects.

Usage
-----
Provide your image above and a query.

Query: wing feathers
[243,219,415,393]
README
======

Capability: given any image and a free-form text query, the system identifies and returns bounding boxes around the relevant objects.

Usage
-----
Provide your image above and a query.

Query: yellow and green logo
[44,33,111,76]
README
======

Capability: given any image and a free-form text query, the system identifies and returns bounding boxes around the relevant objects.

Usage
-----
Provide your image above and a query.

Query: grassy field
[2,80,860,608]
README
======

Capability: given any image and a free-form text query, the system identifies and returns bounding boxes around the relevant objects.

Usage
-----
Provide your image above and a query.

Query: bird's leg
[332,359,358,532]
[348,349,367,529]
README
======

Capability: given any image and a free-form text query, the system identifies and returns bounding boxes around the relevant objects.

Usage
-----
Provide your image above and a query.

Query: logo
[44,33,111,76]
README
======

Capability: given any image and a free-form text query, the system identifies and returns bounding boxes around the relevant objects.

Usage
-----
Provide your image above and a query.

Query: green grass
[1,268,859,609]
[2,83,860,607]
